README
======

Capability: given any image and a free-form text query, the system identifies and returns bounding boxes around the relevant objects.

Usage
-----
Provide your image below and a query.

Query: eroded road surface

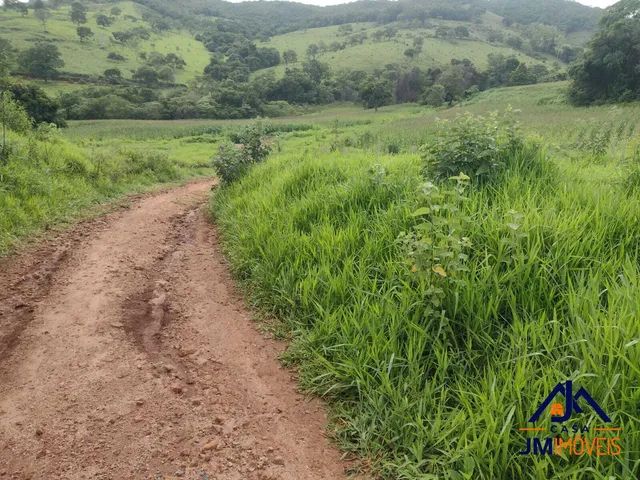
[0,180,349,480]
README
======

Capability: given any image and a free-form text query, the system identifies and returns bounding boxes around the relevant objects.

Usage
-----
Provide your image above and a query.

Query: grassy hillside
[0,1,210,86]
[210,82,640,479]
[258,15,562,77]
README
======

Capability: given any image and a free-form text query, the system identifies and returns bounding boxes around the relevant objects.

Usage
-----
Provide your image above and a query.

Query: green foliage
[0,91,31,136]
[70,1,87,25]
[213,125,272,184]
[421,84,444,107]
[77,26,94,42]
[0,127,211,254]
[0,38,16,78]
[569,0,640,105]
[18,42,64,81]
[212,116,640,479]
[359,76,392,110]
[212,143,248,185]
[3,80,64,126]
[96,14,113,28]
[421,111,528,183]
[401,174,472,315]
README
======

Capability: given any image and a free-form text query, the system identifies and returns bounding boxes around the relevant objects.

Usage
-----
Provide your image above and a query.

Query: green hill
[0,0,602,119]
[257,15,559,78]
[0,1,210,90]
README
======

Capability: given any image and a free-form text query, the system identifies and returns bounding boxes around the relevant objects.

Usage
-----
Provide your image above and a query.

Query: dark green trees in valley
[569,0,640,104]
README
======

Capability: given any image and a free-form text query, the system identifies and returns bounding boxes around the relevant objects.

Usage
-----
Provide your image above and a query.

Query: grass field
[209,82,640,478]
[258,19,558,77]
[0,1,210,86]
[0,124,213,255]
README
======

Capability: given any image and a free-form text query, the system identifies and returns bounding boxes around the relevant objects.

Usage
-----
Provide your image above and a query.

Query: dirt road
[0,180,350,480]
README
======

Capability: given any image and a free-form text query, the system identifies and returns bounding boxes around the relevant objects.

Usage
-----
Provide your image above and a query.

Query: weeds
[421,111,524,183]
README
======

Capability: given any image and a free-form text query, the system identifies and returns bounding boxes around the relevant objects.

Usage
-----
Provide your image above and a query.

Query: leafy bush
[401,174,472,314]
[213,125,272,184]
[421,111,525,183]
[212,143,249,185]
[0,91,32,135]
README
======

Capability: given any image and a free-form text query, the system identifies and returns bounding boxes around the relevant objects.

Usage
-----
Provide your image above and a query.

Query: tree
[110,6,121,16]
[509,63,535,85]
[306,44,319,59]
[404,48,418,59]
[103,68,122,84]
[96,14,113,28]
[359,76,392,111]
[157,66,174,83]
[283,49,297,65]
[0,38,16,78]
[77,26,94,42]
[454,26,470,38]
[438,59,481,102]
[18,42,64,81]
[435,26,451,39]
[132,66,159,86]
[569,0,640,104]
[421,84,446,107]
[70,2,87,25]
[302,58,330,84]
[0,91,32,161]
[486,53,522,88]
[3,81,63,125]
[33,0,50,32]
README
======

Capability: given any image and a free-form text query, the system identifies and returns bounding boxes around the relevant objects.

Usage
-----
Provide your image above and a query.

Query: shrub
[212,143,249,185]
[0,91,32,135]
[229,124,272,163]
[421,111,525,183]
[107,52,126,62]
[213,125,272,185]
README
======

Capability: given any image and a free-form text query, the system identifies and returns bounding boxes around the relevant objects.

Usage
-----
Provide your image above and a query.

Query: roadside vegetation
[211,83,640,478]
[0,95,212,255]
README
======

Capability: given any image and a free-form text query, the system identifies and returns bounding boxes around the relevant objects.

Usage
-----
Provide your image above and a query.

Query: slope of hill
[0,1,210,86]
[257,16,559,78]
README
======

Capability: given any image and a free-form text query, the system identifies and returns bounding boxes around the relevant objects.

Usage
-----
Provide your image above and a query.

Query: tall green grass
[0,128,211,255]
[212,133,640,479]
